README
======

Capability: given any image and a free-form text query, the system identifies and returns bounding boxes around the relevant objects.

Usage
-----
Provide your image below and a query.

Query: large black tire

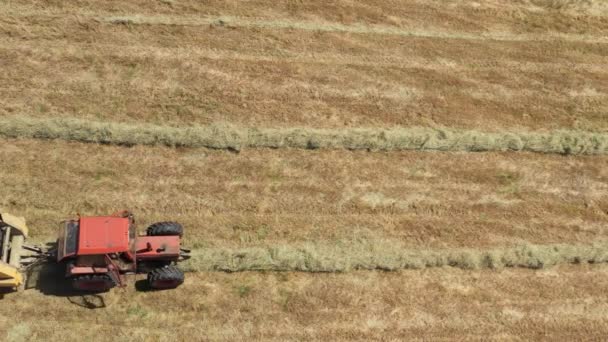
[146,222,183,237]
[72,274,116,292]
[137,260,172,274]
[147,265,184,290]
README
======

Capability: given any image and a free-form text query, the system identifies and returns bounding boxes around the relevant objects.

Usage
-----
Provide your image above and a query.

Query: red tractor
[55,211,190,292]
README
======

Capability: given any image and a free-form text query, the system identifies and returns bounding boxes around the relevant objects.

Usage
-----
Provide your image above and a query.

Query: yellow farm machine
[0,213,35,290]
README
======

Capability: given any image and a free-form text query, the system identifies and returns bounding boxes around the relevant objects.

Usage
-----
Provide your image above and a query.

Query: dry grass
[2,116,608,155]
[2,139,607,250]
[185,240,608,272]
[100,13,608,42]
[2,265,608,340]
[1,1,607,130]
[2,0,608,339]
[532,0,608,15]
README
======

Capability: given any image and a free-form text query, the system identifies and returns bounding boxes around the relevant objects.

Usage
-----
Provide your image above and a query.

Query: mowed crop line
[184,240,608,272]
[98,14,608,43]
[3,2,606,44]
[7,39,608,75]
[1,116,607,155]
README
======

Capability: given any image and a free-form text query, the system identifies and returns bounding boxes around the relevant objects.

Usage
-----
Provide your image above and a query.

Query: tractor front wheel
[146,222,183,237]
[147,265,184,290]
[72,274,116,292]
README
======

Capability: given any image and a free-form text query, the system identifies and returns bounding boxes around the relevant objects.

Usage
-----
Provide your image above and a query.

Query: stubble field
[1,0,608,340]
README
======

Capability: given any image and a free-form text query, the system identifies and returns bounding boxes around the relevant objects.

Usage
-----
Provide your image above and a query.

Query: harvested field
[1,139,607,249]
[2,265,608,340]
[1,1,608,130]
[1,0,608,340]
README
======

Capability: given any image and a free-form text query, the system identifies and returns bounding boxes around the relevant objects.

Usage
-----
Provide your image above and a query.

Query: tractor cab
[57,216,135,262]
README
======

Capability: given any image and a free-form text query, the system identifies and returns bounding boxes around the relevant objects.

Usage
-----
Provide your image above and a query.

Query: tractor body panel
[67,265,110,275]
[77,217,130,255]
[135,236,181,261]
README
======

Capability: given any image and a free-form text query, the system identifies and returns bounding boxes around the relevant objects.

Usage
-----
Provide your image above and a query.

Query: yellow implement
[0,213,28,289]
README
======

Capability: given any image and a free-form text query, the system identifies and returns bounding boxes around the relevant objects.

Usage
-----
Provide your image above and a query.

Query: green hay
[182,240,608,272]
[1,116,607,155]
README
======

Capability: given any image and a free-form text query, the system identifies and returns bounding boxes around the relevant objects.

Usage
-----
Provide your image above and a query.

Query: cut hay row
[8,5,604,43]
[99,14,608,43]
[183,240,608,273]
[1,116,607,155]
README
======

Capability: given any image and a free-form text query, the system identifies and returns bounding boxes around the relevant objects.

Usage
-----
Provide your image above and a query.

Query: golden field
[4,266,608,340]
[1,0,607,130]
[0,139,607,249]
[1,0,608,340]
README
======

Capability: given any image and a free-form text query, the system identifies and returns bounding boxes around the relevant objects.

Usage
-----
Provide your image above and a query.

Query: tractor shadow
[25,243,106,309]
[0,288,11,300]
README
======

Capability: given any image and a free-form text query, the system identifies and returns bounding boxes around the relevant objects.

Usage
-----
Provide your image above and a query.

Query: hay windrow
[1,116,607,155]
[182,240,608,272]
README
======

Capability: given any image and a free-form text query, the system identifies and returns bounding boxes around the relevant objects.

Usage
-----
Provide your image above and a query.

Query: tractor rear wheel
[137,260,172,273]
[147,265,184,290]
[146,222,183,237]
[72,274,116,292]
